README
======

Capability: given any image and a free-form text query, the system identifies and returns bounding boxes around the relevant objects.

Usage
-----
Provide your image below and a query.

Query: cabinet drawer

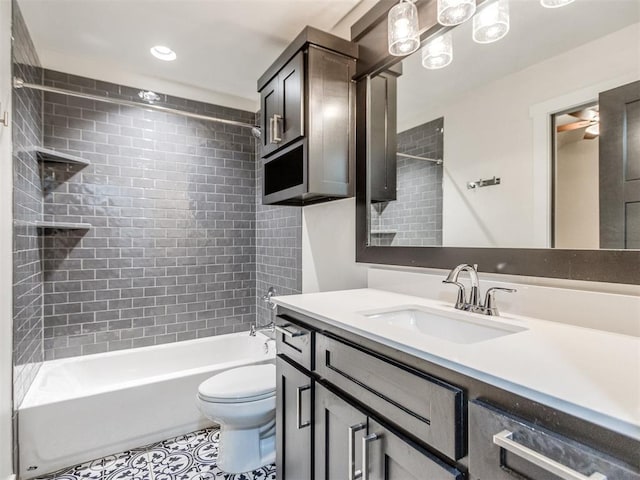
[316,333,465,460]
[469,400,640,480]
[275,315,314,371]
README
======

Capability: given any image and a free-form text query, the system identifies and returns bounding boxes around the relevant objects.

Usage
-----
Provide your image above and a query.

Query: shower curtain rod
[397,152,443,165]
[13,77,261,134]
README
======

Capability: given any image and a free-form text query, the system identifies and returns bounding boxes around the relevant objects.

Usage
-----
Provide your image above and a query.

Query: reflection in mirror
[367,0,640,250]
[554,102,599,249]
[370,118,444,246]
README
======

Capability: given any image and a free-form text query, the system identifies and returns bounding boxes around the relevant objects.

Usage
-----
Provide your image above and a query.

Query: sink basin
[364,306,527,344]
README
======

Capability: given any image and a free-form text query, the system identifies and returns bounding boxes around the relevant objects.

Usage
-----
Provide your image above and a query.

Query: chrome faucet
[250,321,275,337]
[250,287,278,336]
[444,264,480,308]
[443,264,516,316]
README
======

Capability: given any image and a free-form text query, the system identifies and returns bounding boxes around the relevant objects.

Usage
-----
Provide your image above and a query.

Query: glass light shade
[585,123,599,136]
[473,0,510,44]
[388,0,420,56]
[540,0,575,8]
[422,32,453,70]
[438,0,476,26]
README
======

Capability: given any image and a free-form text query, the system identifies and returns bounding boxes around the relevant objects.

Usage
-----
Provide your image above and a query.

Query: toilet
[196,363,276,474]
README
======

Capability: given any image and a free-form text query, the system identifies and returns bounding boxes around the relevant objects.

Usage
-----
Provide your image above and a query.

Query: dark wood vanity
[275,307,640,480]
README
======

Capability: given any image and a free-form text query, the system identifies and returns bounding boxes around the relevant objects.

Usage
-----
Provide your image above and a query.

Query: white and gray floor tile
[35,428,276,480]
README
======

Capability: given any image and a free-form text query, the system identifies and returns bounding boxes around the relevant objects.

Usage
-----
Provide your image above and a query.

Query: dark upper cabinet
[366,67,401,203]
[257,27,358,206]
[260,51,304,157]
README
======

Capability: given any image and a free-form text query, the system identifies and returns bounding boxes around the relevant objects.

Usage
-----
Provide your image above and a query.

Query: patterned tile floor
[35,428,276,480]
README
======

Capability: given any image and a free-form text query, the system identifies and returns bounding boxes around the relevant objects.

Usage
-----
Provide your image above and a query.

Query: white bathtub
[19,331,275,479]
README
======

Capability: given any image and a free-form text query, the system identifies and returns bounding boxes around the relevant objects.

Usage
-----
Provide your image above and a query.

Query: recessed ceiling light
[150,45,177,61]
[540,0,575,8]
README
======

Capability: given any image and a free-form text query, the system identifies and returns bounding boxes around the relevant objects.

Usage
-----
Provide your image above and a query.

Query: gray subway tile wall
[12,0,44,409]
[254,113,302,326]
[41,70,258,359]
[370,118,444,247]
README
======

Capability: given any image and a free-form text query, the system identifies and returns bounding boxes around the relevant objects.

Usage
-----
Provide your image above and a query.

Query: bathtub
[18,331,275,479]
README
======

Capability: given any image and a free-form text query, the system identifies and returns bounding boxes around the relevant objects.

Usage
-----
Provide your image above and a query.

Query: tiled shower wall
[370,118,443,246]
[12,1,43,408]
[41,71,257,359]
[255,112,302,326]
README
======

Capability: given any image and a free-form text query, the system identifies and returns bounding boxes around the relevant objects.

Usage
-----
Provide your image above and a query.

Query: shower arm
[13,77,261,136]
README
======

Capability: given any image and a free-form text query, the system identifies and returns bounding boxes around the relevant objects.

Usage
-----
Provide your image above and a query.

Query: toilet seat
[198,363,275,403]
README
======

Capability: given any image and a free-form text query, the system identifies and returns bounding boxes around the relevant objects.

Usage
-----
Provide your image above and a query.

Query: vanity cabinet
[469,400,640,480]
[314,382,463,480]
[274,315,315,480]
[314,382,367,480]
[275,356,313,480]
[275,305,640,480]
[315,332,465,461]
[257,27,358,206]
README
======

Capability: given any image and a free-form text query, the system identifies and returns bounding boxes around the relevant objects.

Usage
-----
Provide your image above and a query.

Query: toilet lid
[198,364,276,403]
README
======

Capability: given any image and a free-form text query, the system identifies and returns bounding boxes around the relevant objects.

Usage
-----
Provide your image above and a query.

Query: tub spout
[250,322,275,337]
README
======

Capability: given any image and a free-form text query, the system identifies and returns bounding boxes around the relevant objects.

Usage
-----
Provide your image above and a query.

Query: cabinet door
[365,418,463,480]
[260,75,280,157]
[278,50,304,148]
[314,383,368,480]
[368,72,397,203]
[276,356,312,480]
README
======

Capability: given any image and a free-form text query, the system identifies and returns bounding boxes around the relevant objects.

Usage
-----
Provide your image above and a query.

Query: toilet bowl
[196,363,276,474]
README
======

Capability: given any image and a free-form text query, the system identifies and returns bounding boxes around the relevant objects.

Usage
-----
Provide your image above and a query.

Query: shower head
[138,90,161,103]
[251,126,262,139]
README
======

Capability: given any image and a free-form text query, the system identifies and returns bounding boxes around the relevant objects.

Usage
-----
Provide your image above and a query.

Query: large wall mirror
[353,0,640,284]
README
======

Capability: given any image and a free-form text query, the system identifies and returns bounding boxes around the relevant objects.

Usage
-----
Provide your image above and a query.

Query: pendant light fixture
[540,0,575,8]
[437,0,476,26]
[388,0,420,56]
[422,32,453,70]
[473,0,510,44]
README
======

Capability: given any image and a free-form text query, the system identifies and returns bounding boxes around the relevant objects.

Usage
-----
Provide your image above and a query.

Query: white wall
[302,198,367,293]
[367,266,640,336]
[408,24,640,248]
[0,0,15,477]
[555,136,599,249]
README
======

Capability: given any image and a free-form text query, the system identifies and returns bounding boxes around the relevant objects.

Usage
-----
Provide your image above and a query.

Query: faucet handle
[443,280,466,310]
[483,287,516,316]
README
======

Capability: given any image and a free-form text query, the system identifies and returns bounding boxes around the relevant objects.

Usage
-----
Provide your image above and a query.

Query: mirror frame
[352,0,640,284]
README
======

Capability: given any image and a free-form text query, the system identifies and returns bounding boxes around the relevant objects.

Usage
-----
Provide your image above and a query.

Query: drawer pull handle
[362,433,382,480]
[348,423,366,480]
[275,324,308,338]
[493,430,607,480]
[296,385,311,429]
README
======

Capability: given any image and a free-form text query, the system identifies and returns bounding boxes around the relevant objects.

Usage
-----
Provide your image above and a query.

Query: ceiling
[17,0,376,111]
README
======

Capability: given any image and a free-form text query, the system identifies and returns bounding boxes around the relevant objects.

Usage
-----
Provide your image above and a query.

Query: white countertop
[274,288,640,441]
